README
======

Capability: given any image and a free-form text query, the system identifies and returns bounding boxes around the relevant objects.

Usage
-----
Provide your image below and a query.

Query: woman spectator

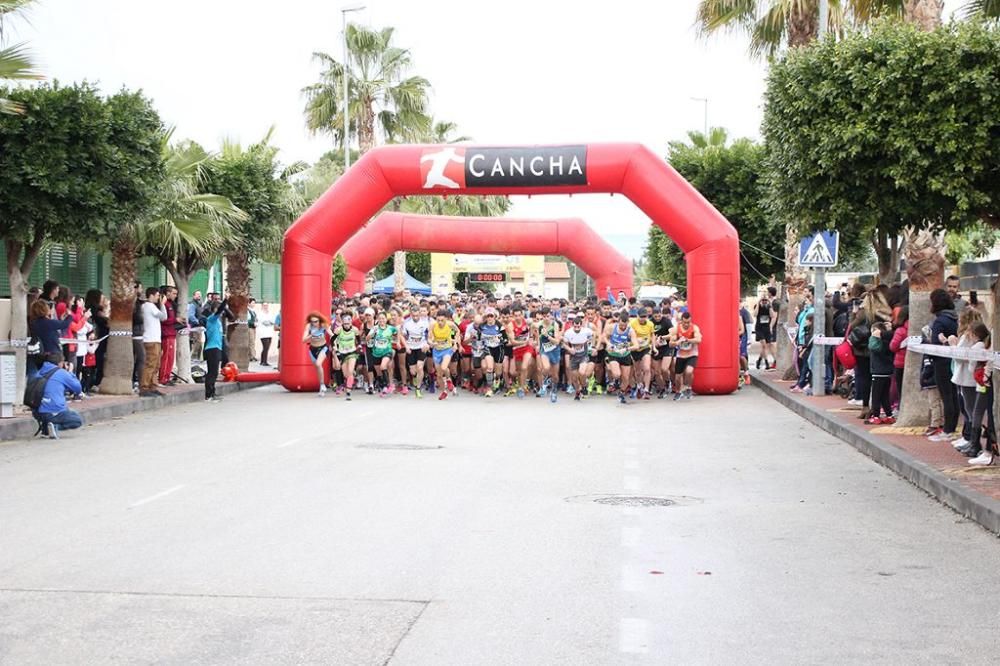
[849,287,892,418]
[946,308,984,449]
[41,280,59,310]
[955,321,996,465]
[85,289,109,390]
[28,300,70,367]
[67,295,89,374]
[257,303,275,367]
[888,306,909,411]
[927,289,960,442]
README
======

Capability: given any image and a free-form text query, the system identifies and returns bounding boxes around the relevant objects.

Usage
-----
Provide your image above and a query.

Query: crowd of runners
[300,291,703,404]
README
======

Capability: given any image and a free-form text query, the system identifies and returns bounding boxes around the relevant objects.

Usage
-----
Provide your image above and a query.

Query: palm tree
[962,0,1000,19]
[302,24,431,153]
[672,127,729,151]
[0,0,41,114]
[102,133,244,394]
[138,139,247,383]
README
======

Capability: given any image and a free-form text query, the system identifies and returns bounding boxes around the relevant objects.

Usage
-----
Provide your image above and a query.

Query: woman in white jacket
[948,309,985,453]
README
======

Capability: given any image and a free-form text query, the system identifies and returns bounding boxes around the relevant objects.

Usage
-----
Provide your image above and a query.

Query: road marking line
[128,485,184,509]
[620,618,649,654]
[624,446,638,455]
[624,460,639,470]
[624,475,640,491]
[277,438,302,449]
[621,526,641,548]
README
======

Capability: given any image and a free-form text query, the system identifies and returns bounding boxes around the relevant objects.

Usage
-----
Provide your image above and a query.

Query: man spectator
[946,275,966,315]
[188,290,204,361]
[29,354,84,439]
[132,282,145,390]
[247,298,259,363]
[140,287,167,397]
[158,285,180,386]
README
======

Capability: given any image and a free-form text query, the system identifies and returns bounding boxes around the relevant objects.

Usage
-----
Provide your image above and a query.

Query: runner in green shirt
[331,313,359,400]
[367,311,402,396]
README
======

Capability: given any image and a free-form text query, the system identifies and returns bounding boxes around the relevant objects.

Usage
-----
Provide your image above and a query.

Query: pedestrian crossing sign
[799,231,839,268]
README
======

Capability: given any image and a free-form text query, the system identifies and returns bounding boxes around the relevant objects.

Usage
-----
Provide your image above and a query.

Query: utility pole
[811,1,830,398]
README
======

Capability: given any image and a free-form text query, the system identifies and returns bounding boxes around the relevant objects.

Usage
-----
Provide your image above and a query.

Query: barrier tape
[813,336,845,346]
[908,340,998,364]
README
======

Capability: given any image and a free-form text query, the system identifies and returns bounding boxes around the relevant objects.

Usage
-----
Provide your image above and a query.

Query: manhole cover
[593,495,675,507]
[356,443,444,451]
[565,494,701,507]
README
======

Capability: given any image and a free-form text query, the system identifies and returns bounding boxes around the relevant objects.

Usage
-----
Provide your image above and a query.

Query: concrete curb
[752,374,1000,537]
[0,381,272,442]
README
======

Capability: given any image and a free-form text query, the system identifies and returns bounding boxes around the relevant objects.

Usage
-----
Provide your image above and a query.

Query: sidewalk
[751,370,1000,536]
[0,380,270,442]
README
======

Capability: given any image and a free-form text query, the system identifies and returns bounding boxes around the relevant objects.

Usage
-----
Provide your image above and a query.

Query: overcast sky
[8,0,967,259]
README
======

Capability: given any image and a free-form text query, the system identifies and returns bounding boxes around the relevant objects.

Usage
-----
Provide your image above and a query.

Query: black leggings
[205,348,221,399]
[870,375,893,418]
[260,337,272,365]
[934,360,959,434]
[854,355,872,407]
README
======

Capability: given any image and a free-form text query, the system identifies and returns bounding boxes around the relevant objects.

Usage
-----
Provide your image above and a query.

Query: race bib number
[542,341,558,353]
[407,334,424,346]
[637,335,651,349]
[375,338,391,350]
[483,334,501,348]
[610,342,628,355]
[338,342,356,354]
[571,343,585,354]
[679,340,693,351]
[760,315,770,324]
[656,335,669,347]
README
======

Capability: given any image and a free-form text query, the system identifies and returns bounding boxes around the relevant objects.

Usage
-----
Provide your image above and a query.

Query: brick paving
[753,370,1000,503]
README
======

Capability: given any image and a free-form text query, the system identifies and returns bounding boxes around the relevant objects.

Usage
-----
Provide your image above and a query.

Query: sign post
[798,231,839,397]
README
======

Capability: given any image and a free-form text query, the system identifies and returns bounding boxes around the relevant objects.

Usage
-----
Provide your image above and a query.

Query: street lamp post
[341,4,365,171]
[819,0,829,36]
[690,97,708,137]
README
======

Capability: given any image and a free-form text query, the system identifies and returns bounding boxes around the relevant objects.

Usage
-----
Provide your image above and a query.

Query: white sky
[8,0,967,259]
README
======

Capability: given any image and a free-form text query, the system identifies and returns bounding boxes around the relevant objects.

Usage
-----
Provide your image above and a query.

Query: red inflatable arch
[337,212,634,297]
[281,143,739,394]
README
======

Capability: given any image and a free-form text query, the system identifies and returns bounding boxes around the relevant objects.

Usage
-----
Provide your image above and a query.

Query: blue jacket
[796,304,815,345]
[33,362,82,415]
[187,300,202,327]
[204,313,224,351]
[30,317,71,355]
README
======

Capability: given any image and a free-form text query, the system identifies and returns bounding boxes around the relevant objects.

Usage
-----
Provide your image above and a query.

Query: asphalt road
[1,385,999,665]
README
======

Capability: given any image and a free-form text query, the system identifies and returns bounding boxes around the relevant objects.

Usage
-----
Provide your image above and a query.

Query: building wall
[544,280,569,300]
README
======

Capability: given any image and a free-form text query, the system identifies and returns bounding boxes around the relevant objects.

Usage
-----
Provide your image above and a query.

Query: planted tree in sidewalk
[763,20,1000,424]
[0,83,162,397]
[138,138,246,383]
[201,129,304,370]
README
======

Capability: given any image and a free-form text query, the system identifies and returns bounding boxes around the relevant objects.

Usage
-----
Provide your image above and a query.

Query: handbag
[848,322,870,350]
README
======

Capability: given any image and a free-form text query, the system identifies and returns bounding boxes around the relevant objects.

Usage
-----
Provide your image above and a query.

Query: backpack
[848,322,871,351]
[24,367,58,410]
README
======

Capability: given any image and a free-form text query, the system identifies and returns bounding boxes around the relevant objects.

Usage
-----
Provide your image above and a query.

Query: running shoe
[968,451,995,466]
[673,391,682,402]
[952,437,970,449]
[484,389,493,398]
[318,385,327,398]
[657,390,666,400]
[619,393,627,405]
[567,385,576,396]
[439,390,448,401]
[684,389,693,400]
[865,417,882,425]
[629,388,638,400]
[346,391,352,401]
[925,427,943,439]
[505,386,518,397]
[538,387,547,397]
[517,388,525,400]
[400,386,409,396]
[574,393,581,401]
[587,376,597,394]
[366,385,374,395]
[334,386,344,396]
[550,390,557,403]
[881,416,896,425]
[415,388,423,399]
[595,385,604,395]
[644,391,651,400]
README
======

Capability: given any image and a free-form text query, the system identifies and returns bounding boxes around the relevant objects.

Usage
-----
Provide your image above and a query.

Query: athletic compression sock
[346,375,354,389]
[381,370,389,388]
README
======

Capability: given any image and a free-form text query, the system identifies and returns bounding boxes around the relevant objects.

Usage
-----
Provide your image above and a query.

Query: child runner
[367,311,401,396]
[331,313,360,400]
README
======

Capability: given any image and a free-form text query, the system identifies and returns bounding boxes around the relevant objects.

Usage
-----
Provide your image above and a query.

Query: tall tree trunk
[225,250,251,371]
[778,225,809,379]
[904,0,944,31]
[897,228,946,426]
[102,234,140,395]
[992,282,999,449]
[787,5,819,48]
[171,272,193,383]
[5,256,28,405]
[874,229,902,285]
[5,235,46,404]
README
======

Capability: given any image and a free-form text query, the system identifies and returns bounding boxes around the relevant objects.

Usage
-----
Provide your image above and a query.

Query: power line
[739,238,785,263]
[740,247,771,282]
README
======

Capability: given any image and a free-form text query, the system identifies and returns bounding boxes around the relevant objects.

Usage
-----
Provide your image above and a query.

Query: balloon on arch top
[280,143,740,395]
[335,212,634,298]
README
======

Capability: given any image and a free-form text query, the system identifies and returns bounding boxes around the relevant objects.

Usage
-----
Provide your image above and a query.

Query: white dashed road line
[276,437,302,449]
[128,484,185,509]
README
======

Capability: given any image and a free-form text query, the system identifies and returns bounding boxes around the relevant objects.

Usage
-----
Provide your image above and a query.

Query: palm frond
[695,0,758,35]
[0,42,40,79]
[962,0,1000,19]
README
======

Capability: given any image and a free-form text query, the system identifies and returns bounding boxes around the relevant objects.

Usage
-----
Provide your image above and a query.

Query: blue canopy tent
[372,273,432,295]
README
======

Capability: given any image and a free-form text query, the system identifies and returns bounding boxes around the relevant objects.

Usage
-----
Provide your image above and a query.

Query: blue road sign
[799,231,839,268]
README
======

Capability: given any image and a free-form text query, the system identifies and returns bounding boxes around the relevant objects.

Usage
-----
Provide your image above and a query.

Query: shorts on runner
[570,353,590,371]
[542,347,561,366]
[309,345,329,361]
[630,349,650,362]
[608,353,633,367]
[406,349,427,366]
[675,356,697,373]
[432,348,453,366]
